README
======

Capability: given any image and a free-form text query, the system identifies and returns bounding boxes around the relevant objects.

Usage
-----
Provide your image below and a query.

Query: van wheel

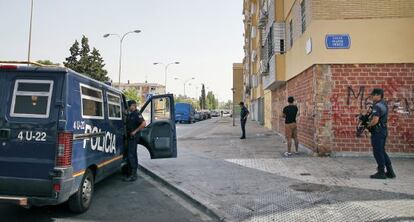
[68,169,94,213]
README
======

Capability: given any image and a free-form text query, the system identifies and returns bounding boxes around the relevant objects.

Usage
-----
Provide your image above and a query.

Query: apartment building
[242,0,414,155]
[113,81,166,103]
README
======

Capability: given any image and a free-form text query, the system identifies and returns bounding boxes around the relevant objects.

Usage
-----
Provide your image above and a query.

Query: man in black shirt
[239,102,249,139]
[124,100,146,182]
[367,88,395,179]
[282,96,299,157]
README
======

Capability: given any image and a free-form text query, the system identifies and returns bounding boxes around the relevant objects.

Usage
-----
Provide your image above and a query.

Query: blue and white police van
[0,61,177,213]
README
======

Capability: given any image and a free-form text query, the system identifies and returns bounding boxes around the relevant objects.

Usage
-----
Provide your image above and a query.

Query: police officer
[124,100,146,182]
[239,102,249,139]
[367,88,396,179]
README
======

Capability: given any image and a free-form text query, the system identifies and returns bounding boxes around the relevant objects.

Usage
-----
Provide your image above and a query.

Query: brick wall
[329,63,414,153]
[312,0,414,20]
[271,63,414,154]
[272,66,316,150]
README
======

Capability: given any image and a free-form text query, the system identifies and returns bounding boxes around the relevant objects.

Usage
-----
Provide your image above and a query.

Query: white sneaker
[284,152,292,157]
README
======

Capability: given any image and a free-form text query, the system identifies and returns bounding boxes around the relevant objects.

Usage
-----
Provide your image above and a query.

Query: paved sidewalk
[139,118,414,222]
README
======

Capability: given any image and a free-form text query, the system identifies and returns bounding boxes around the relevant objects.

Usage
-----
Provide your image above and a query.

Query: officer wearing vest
[367,88,396,179]
[124,100,146,182]
[239,102,249,139]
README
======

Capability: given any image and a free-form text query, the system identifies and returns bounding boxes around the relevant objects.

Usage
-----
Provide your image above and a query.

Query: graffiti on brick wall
[346,79,414,114]
[332,78,414,148]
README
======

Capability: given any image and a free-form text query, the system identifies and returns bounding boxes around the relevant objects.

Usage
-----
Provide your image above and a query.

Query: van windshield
[10,80,54,118]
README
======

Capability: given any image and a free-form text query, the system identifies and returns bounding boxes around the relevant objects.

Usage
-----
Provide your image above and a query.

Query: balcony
[262,54,285,90]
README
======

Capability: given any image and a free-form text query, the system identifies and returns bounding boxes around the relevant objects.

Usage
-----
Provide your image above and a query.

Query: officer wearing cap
[239,102,249,139]
[124,100,146,182]
[367,88,396,179]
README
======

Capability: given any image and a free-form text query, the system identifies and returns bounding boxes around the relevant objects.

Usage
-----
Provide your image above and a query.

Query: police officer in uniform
[367,88,396,179]
[124,100,146,182]
[239,102,249,139]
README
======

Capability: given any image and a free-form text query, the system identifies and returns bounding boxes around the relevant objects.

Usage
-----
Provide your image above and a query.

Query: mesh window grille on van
[10,80,54,118]
[107,92,122,120]
[80,84,104,119]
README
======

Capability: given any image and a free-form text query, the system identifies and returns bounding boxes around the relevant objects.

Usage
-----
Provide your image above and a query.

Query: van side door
[138,94,177,158]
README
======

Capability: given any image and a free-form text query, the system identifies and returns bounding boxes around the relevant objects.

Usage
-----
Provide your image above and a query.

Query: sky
[0,0,244,101]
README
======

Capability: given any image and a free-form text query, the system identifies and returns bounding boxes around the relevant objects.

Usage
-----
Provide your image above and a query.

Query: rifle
[356,106,373,137]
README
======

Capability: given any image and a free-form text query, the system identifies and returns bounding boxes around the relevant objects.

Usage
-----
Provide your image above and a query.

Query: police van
[0,61,177,213]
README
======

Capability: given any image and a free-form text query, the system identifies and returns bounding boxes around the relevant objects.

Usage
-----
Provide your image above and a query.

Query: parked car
[175,103,195,123]
[0,62,177,213]
[211,110,220,117]
[194,111,203,122]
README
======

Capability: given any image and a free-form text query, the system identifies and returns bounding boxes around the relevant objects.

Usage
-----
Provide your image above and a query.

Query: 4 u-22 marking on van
[17,131,47,142]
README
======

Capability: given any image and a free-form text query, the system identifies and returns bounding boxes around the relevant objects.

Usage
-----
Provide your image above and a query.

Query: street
[140,117,414,222]
[0,171,213,222]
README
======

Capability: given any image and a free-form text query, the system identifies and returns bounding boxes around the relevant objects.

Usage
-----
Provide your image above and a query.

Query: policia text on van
[0,62,177,213]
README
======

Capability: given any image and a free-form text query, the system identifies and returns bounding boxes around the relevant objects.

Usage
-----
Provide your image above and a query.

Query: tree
[36,60,59,66]
[220,100,233,110]
[206,91,218,110]
[175,95,200,110]
[199,84,206,110]
[64,35,109,82]
[123,88,142,105]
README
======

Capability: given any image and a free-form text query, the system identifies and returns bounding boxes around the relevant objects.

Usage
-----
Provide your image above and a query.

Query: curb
[139,164,232,222]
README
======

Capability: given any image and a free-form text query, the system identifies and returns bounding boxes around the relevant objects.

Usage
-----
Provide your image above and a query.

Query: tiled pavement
[139,117,414,222]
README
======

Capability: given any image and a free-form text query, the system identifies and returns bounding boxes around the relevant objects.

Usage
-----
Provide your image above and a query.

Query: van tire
[68,169,94,213]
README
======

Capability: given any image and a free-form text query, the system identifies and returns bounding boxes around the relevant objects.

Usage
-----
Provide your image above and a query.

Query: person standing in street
[239,102,249,139]
[283,96,299,157]
[367,88,396,179]
[124,100,146,182]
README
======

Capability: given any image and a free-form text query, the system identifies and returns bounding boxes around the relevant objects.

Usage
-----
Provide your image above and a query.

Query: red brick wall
[329,63,414,153]
[271,63,414,154]
[272,66,316,150]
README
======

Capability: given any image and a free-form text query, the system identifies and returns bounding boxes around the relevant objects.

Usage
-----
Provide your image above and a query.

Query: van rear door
[0,68,65,197]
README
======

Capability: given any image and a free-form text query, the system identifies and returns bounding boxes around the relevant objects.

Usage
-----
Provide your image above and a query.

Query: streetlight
[27,0,34,63]
[153,62,180,93]
[103,29,141,87]
[174,77,195,97]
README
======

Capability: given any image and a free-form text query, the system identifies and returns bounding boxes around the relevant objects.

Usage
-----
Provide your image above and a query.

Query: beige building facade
[113,81,166,103]
[242,0,414,154]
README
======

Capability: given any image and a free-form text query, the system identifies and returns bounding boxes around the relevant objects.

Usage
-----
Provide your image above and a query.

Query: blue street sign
[325,34,351,49]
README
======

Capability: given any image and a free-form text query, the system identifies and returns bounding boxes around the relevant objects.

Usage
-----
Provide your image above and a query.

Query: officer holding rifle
[363,88,396,179]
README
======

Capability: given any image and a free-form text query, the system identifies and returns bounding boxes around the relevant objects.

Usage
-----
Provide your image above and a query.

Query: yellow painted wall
[285,17,414,80]
[233,63,244,104]
[284,0,296,18]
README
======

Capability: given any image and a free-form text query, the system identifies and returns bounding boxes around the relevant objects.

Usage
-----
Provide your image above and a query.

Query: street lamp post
[103,30,141,87]
[174,77,195,97]
[153,62,180,93]
[27,0,34,63]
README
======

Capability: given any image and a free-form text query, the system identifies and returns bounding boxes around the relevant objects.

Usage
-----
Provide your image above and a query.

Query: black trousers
[371,132,391,169]
[241,119,246,137]
[127,135,139,171]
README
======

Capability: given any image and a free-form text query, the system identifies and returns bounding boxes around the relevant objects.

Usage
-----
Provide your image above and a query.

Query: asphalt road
[0,171,212,222]
[176,117,222,139]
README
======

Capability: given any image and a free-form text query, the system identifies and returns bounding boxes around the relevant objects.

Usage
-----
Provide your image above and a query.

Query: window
[153,97,171,121]
[107,92,122,120]
[80,84,104,119]
[140,97,171,126]
[289,20,293,48]
[267,25,274,59]
[301,0,306,34]
[10,80,54,118]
